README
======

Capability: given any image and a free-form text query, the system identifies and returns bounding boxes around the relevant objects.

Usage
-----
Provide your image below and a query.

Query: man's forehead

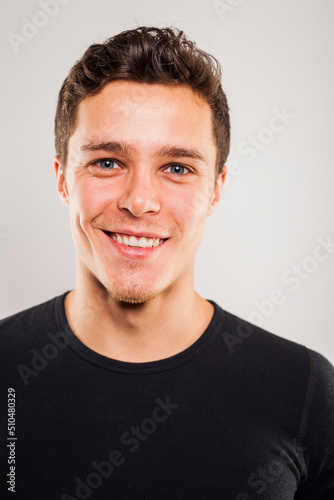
[77,80,210,123]
[69,81,217,165]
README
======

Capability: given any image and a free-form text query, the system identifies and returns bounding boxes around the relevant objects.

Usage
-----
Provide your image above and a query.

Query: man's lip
[103,229,169,239]
[104,230,168,257]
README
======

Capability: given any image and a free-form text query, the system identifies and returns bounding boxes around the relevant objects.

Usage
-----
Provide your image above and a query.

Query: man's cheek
[171,194,196,219]
[180,188,212,215]
[77,185,111,216]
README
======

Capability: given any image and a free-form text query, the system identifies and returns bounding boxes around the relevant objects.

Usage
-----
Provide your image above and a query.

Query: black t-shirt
[0,291,333,499]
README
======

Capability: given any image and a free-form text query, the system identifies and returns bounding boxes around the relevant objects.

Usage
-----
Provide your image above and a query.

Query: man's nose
[117,167,161,217]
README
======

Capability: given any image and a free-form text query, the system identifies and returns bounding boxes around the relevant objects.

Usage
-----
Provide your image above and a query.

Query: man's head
[55,25,230,182]
[54,26,230,305]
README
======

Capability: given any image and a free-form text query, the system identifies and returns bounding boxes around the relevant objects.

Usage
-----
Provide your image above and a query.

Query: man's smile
[106,232,167,247]
[102,230,170,258]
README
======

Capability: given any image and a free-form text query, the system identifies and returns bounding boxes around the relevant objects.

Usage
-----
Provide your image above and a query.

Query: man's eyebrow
[81,141,208,164]
[156,145,208,164]
[81,141,135,155]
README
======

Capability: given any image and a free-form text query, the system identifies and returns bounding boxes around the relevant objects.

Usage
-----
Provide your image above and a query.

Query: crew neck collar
[55,290,223,374]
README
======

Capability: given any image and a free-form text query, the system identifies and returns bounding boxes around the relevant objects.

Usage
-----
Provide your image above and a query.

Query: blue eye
[166,164,189,175]
[97,159,116,170]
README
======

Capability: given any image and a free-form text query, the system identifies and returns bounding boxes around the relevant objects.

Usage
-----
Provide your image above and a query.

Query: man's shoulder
[215,302,334,378]
[0,294,59,327]
[0,292,67,349]
[217,303,305,353]
[214,303,334,419]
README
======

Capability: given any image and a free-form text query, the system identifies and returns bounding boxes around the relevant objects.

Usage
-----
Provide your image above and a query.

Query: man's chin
[113,294,156,304]
[105,285,159,305]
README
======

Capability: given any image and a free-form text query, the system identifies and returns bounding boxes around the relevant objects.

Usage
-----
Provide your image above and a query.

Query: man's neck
[64,278,214,363]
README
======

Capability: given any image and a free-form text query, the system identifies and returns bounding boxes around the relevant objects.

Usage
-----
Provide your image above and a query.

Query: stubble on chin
[104,279,160,304]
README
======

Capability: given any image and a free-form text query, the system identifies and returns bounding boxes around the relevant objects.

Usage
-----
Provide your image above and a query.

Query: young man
[0,26,333,499]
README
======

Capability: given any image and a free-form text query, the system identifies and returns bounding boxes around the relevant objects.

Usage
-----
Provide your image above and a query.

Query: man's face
[55,81,226,304]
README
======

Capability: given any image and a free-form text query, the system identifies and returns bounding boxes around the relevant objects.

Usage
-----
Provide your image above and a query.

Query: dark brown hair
[55,25,230,180]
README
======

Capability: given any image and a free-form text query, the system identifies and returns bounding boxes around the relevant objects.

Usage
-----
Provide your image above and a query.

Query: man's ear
[207,165,228,217]
[53,156,70,207]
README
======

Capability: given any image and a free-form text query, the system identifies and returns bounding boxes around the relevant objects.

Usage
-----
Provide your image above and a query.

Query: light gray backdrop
[1,0,333,364]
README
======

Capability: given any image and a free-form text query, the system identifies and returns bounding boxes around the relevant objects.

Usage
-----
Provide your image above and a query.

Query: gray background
[1,0,333,364]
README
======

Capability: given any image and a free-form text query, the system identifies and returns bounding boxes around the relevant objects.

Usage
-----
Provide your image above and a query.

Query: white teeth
[111,233,163,248]
[129,236,138,246]
[138,237,148,248]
